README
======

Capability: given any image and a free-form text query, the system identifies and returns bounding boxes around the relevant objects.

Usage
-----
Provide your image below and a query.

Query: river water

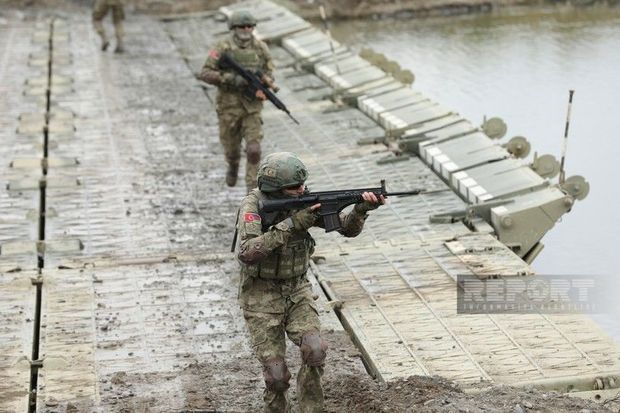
[332,6,620,339]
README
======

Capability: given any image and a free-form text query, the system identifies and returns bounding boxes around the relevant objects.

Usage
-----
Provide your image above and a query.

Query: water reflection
[332,7,620,338]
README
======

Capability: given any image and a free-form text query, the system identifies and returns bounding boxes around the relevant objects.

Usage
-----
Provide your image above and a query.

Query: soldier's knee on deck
[300,331,328,367]
[263,357,291,392]
[246,141,261,164]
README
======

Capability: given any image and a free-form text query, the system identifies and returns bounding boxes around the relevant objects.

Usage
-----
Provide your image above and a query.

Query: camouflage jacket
[199,34,274,114]
[236,189,369,313]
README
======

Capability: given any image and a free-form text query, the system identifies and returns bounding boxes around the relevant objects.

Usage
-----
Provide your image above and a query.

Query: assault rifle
[258,180,425,232]
[218,53,300,125]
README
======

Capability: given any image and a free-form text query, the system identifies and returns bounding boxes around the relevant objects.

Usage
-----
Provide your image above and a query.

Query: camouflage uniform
[199,16,274,192]
[92,0,125,53]
[236,153,377,413]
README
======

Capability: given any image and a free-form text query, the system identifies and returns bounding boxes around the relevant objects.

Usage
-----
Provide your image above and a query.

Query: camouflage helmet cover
[228,10,257,30]
[257,152,308,193]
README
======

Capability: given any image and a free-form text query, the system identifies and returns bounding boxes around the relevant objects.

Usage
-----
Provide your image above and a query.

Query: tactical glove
[221,73,248,88]
[354,200,380,214]
[291,207,318,231]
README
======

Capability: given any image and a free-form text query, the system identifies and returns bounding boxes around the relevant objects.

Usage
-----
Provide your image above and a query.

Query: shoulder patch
[244,213,261,223]
[208,49,220,59]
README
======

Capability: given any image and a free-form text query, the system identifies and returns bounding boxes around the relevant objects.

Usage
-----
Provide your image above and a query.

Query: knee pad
[300,331,328,367]
[246,141,261,164]
[262,357,291,392]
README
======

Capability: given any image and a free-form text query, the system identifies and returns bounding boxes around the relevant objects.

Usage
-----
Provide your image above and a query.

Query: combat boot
[113,21,125,53]
[226,163,239,187]
[93,20,109,51]
[114,39,124,54]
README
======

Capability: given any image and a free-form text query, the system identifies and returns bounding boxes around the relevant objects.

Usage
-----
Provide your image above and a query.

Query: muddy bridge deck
[1,2,619,412]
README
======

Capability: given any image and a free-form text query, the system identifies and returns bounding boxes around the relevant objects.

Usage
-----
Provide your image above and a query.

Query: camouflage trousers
[92,0,124,43]
[243,286,324,413]
[217,108,263,191]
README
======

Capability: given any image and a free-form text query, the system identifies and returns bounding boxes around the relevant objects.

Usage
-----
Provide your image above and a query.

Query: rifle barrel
[385,190,424,197]
[288,113,300,125]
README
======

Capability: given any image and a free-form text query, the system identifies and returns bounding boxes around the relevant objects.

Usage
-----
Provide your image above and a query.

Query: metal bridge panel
[0,271,36,413]
[0,21,44,272]
[381,102,453,131]
[452,158,546,203]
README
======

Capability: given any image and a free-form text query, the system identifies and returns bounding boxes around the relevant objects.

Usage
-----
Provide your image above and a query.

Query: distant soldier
[235,152,384,412]
[198,10,275,193]
[92,0,125,53]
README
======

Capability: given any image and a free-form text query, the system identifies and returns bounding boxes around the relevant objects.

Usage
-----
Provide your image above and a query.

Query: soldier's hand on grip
[255,89,267,101]
[232,74,248,88]
[260,74,279,93]
[291,204,320,231]
[222,73,248,88]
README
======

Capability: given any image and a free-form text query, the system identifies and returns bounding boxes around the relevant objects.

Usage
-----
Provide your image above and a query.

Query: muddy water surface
[332,6,620,339]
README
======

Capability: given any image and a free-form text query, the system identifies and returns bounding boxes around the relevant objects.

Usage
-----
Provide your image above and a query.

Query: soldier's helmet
[228,10,257,30]
[257,152,308,193]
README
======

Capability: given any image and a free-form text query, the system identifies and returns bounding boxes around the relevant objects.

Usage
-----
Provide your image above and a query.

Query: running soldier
[198,10,275,193]
[92,0,125,53]
[235,152,385,412]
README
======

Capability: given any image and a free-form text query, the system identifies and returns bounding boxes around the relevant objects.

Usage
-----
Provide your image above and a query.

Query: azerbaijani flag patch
[244,213,261,223]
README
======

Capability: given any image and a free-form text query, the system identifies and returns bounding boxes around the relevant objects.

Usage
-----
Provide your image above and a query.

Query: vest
[219,36,265,94]
[241,191,315,280]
